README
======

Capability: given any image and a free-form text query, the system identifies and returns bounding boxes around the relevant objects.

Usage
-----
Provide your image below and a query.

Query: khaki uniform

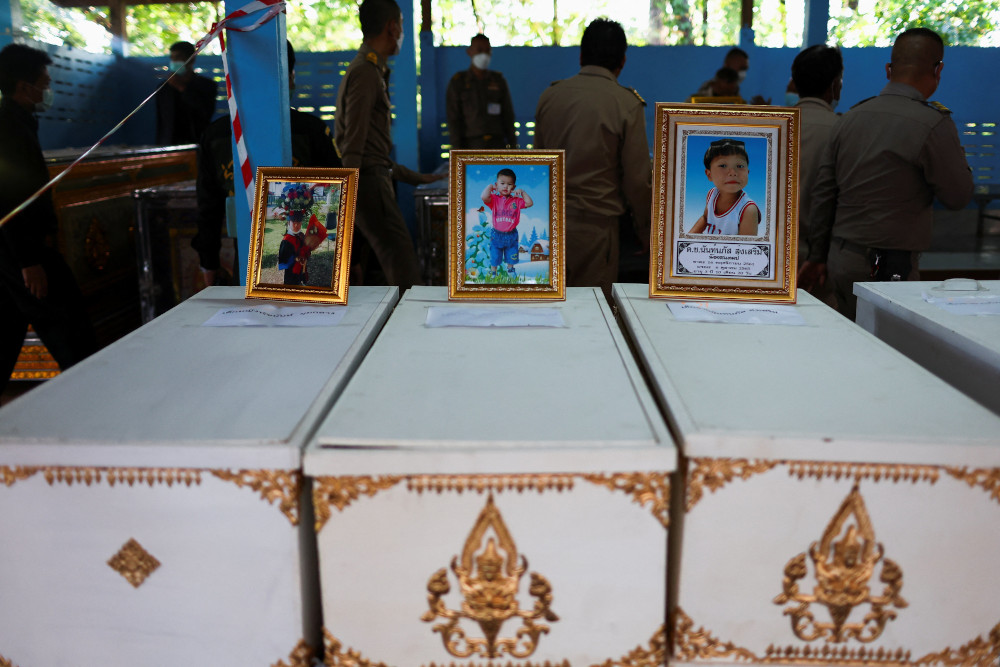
[534,66,652,297]
[446,68,517,149]
[795,97,839,307]
[806,82,973,319]
[335,43,421,289]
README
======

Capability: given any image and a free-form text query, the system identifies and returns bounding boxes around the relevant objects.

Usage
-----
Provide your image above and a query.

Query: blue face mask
[29,83,54,112]
[168,60,188,75]
[785,92,800,106]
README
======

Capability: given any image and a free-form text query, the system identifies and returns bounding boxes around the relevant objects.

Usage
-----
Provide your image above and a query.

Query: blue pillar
[393,0,420,235]
[418,29,439,173]
[223,2,291,285]
[739,27,756,48]
[803,0,830,46]
[1,0,17,49]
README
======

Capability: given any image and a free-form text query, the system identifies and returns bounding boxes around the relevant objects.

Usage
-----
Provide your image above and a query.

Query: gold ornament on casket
[774,485,907,643]
[421,495,558,659]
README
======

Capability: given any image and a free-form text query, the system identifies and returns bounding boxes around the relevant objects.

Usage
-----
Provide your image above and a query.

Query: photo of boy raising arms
[690,138,760,236]
[481,168,533,276]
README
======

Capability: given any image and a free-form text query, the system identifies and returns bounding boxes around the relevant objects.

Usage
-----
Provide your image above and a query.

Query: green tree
[829,0,1000,46]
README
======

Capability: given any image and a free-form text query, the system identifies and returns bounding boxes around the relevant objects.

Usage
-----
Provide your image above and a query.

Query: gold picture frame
[448,149,565,301]
[650,103,799,303]
[687,95,746,105]
[245,166,357,304]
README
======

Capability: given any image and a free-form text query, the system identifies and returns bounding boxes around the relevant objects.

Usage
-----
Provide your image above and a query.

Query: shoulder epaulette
[624,86,646,106]
[365,51,379,66]
[850,95,876,109]
[926,100,951,114]
[548,79,564,88]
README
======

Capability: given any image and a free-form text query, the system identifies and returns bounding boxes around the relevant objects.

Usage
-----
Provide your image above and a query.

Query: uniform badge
[927,100,951,114]
[366,51,379,66]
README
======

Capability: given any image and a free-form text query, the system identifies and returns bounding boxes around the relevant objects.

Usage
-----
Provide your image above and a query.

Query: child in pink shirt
[481,168,533,276]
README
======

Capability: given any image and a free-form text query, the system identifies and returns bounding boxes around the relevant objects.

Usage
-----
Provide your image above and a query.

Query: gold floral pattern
[686,458,779,511]
[581,473,670,528]
[324,630,390,667]
[407,474,576,495]
[592,626,667,667]
[210,469,302,526]
[944,467,1000,506]
[1,466,38,487]
[271,639,315,667]
[674,608,1000,666]
[774,486,906,643]
[107,538,161,588]
[422,496,558,660]
[312,475,405,531]
[787,462,940,485]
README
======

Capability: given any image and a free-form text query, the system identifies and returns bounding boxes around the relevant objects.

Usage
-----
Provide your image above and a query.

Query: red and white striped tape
[0,0,285,230]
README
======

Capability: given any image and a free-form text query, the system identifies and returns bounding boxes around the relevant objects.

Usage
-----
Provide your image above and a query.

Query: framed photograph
[245,167,357,304]
[649,103,799,303]
[687,96,745,105]
[448,150,565,301]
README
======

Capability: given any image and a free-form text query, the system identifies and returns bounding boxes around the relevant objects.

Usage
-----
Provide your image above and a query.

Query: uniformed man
[445,34,517,149]
[534,18,651,299]
[791,44,842,310]
[155,41,218,146]
[0,44,96,392]
[335,0,441,290]
[193,41,342,287]
[798,28,973,320]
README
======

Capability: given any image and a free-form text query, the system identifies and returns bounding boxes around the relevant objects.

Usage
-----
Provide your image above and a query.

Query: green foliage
[126,3,223,56]
[829,0,1000,46]
[17,0,110,50]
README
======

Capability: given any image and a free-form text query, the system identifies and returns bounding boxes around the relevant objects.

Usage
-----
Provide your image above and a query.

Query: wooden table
[854,280,1000,416]
[0,286,397,667]
[613,283,1000,667]
[304,286,677,667]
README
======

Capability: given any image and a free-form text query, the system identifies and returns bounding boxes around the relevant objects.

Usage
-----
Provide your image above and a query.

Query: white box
[855,280,1000,416]
[0,286,397,667]
[304,286,677,667]
[613,283,1000,667]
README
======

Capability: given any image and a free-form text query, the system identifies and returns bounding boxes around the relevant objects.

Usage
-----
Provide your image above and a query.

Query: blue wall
[421,44,999,169]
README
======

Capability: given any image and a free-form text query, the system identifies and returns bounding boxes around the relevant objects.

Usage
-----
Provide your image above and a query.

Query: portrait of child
[462,162,551,286]
[689,138,760,236]
[481,168,533,277]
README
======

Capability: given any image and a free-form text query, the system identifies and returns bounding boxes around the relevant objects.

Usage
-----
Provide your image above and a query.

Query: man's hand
[750,95,772,105]
[22,264,47,299]
[421,172,446,184]
[797,261,827,293]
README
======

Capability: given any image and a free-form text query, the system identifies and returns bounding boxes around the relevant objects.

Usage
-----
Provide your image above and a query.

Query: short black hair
[286,40,296,71]
[497,168,516,183]
[471,33,489,45]
[359,0,401,40]
[714,67,739,83]
[169,41,196,60]
[580,18,627,72]
[725,47,748,60]
[897,27,944,48]
[703,138,749,170]
[0,43,52,95]
[791,45,843,98]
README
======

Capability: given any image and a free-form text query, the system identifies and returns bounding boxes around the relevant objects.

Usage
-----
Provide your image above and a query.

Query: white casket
[854,280,1000,416]
[612,283,1000,667]
[0,286,397,667]
[303,286,677,667]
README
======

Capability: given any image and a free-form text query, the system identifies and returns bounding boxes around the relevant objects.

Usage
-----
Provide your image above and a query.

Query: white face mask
[395,27,405,53]
[29,83,54,113]
[471,53,491,70]
[737,69,747,83]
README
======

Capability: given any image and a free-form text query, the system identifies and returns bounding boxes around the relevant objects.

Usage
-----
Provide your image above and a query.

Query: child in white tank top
[689,138,760,236]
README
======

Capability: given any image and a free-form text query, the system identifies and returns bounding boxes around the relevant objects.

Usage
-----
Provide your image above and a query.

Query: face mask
[29,84,53,113]
[830,97,840,110]
[395,28,405,53]
[785,92,799,106]
[471,53,491,70]
[168,60,188,75]
[737,69,747,83]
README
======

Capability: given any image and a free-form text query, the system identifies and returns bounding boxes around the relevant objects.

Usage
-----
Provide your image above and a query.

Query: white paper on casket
[855,280,1000,416]
[613,282,1000,667]
[0,286,398,667]
[304,286,677,667]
